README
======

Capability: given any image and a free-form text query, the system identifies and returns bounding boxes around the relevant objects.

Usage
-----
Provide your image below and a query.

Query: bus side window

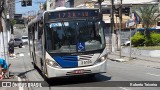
[38,22,43,39]
[38,27,43,39]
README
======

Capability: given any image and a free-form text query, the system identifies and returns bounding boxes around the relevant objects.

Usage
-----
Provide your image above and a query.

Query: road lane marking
[17,76,24,90]
[119,87,130,90]
[146,73,160,77]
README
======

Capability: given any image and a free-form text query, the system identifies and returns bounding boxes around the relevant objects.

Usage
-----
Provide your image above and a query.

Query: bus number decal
[49,10,99,20]
[81,60,92,65]
[57,12,89,18]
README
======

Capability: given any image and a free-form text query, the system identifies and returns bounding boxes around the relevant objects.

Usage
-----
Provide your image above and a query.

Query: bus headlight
[94,54,108,64]
[100,56,106,61]
[46,59,61,68]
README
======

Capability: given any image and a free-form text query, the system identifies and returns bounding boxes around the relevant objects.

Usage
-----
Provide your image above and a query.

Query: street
[4,45,160,90]
[0,0,160,90]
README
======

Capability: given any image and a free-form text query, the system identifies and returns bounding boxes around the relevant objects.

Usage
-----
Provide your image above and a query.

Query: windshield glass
[45,20,105,53]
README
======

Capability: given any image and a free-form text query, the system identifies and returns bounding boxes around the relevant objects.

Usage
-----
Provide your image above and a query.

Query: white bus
[28,7,108,79]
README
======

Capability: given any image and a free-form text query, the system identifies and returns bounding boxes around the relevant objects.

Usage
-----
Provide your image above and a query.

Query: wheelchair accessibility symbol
[77,42,85,51]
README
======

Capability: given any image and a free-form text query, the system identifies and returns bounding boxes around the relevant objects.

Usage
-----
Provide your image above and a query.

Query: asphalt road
[7,45,160,90]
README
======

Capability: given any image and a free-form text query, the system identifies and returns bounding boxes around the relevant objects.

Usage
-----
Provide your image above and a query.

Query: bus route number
[81,60,92,65]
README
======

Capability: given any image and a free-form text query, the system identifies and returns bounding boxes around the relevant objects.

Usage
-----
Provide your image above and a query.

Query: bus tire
[33,62,36,69]
[32,53,36,69]
[32,52,35,62]
[43,74,52,82]
[87,74,96,78]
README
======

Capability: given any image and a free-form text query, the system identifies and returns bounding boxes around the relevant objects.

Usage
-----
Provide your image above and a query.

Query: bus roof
[28,12,43,26]
[45,7,99,12]
[28,7,99,26]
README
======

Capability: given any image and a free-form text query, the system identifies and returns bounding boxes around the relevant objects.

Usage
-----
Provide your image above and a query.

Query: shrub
[144,37,152,46]
[131,32,145,46]
[150,32,160,45]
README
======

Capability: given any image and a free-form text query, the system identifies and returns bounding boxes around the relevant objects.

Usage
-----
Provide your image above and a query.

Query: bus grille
[61,54,94,61]
[79,54,94,61]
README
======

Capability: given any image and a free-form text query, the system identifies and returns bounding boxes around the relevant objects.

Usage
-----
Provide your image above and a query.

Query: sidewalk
[108,51,160,69]
[0,50,26,90]
[0,55,20,90]
[108,51,160,63]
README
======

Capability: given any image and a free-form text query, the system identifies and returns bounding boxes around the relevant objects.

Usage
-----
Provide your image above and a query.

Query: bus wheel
[43,74,53,83]
[87,74,96,78]
[33,63,36,69]
[32,53,36,69]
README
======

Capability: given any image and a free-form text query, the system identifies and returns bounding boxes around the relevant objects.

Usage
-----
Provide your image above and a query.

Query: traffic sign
[126,19,135,27]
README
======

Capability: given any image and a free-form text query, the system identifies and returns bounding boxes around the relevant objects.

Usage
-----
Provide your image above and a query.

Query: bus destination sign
[48,10,99,20]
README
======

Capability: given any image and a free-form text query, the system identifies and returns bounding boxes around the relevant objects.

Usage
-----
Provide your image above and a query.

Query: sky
[15,0,46,15]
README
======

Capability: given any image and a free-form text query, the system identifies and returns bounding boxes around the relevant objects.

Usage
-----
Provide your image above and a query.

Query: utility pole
[119,0,122,58]
[129,4,132,60]
[111,0,115,52]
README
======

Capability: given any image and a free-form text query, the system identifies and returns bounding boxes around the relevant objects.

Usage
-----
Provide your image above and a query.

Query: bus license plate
[80,60,92,66]
[73,69,84,74]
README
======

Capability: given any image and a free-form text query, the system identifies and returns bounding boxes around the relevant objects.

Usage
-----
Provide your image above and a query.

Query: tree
[10,19,16,34]
[135,5,160,37]
[43,2,46,10]
[134,5,160,46]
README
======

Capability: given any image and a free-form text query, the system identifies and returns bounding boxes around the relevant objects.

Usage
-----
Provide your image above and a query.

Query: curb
[108,54,137,62]
[108,58,130,62]
[108,52,160,63]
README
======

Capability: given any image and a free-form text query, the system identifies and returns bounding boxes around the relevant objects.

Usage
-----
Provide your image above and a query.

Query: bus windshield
[45,20,105,53]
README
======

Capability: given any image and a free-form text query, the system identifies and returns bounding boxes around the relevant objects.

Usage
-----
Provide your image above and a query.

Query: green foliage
[144,37,152,46]
[131,32,145,46]
[136,46,160,50]
[150,32,160,45]
[135,5,160,28]
[134,5,160,38]
[10,19,16,25]
[43,3,46,10]
[132,32,160,46]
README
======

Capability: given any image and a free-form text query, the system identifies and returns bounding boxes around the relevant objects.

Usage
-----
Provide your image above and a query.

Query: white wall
[46,0,56,10]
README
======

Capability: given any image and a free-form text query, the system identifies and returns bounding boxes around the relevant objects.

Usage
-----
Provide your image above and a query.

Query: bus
[28,7,108,79]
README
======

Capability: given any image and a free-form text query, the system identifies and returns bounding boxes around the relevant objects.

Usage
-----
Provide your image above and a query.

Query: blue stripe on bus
[53,56,78,68]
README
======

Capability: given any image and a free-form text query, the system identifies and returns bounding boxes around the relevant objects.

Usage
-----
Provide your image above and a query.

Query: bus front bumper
[46,60,107,78]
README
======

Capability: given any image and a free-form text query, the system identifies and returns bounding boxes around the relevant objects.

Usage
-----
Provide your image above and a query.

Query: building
[55,0,65,7]
[7,0,15,19]
[46,0,67,10]
[67,0,74,7]
[46,0,56,10]
[74,0,98,8]
[45,0,74,9]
